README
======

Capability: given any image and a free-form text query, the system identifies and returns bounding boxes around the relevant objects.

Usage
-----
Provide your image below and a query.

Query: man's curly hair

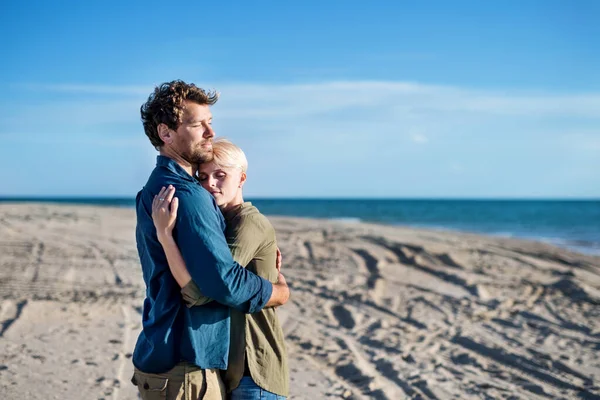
[141,80,219,148]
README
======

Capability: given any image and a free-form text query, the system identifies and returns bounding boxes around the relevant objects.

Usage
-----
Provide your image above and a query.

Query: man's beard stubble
[183,141,214,165]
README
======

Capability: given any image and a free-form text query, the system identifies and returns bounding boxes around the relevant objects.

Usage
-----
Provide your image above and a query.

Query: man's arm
[157,210,263,308]
[178,267,288,308]
[162,214,287,308]
[173,186,287,313]
[265,273,289,307]
[153,186,287,309]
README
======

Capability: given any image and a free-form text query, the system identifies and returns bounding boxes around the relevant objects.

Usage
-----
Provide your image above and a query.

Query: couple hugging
[132,80,291,400]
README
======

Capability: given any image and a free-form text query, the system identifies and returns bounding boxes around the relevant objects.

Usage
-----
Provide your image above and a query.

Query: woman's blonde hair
[210,138,248,173]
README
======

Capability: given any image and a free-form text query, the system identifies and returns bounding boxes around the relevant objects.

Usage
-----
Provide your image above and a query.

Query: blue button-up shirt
[132,156,273,373]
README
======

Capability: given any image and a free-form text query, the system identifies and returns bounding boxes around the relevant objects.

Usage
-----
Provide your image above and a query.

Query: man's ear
[239,172,247,188]
[157,124,173,145]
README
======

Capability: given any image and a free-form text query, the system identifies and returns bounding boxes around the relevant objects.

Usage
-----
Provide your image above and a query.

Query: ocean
[1,198,599,255]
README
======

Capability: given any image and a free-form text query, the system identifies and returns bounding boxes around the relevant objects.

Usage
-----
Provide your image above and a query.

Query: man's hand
[265,271,289,307]
[276,271,287,286]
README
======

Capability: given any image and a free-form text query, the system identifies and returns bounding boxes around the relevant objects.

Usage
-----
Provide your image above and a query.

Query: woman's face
[197,161,244,208]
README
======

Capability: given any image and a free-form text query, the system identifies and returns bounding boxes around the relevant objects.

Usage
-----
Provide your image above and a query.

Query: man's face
[173,101,215,164]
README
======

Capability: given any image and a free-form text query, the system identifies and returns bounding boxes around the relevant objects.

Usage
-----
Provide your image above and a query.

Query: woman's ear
[157,124,173,145]
[239,172,247,188]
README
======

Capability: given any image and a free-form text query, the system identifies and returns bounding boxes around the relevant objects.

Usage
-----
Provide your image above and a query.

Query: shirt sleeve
[180,214,269,307]
[180,280,212,308]
[228,215,270,267]
[172,186,272,313]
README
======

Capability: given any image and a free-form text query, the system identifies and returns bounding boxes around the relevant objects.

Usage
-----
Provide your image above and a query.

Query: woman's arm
[156,234,192,288]
[152,186,212,306]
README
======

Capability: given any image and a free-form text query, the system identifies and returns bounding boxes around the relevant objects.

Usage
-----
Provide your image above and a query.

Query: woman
[152,138,289,400]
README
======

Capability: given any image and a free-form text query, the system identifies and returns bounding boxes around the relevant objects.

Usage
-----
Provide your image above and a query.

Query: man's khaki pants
[132,362,226,400]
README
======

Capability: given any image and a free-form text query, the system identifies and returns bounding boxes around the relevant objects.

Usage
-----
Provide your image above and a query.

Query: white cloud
[450,163,465,174]
[18,80,600,119]
[213,81,600,119]
[559,130,600,151]
[5,79,600,197]
[411,133,429,144]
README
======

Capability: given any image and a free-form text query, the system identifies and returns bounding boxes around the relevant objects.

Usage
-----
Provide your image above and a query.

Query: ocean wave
[329,217,362,223]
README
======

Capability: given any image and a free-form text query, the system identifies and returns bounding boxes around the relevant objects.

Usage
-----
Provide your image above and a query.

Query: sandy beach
[0,203,599,400]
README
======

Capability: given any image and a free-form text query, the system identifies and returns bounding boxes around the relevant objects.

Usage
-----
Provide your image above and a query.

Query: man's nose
[204,123,215,138]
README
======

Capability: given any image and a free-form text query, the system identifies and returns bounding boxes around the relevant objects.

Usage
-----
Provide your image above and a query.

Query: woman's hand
[152,185,179,242]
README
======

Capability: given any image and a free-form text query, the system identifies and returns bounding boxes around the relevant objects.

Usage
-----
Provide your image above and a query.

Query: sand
[0,203,599,400]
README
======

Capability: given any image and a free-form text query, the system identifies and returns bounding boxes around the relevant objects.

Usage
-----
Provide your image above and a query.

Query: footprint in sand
[331,305,356,330]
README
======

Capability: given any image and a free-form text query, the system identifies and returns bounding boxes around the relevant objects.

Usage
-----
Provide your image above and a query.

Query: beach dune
[0,204,599,399]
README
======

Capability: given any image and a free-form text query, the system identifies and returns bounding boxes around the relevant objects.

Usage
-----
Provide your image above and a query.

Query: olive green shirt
[181,202,289,397]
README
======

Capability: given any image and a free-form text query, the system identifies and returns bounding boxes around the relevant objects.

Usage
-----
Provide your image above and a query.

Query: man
[131,80,290,399]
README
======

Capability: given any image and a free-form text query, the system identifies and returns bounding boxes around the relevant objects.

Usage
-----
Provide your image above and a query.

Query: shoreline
[264,213,600,257]
[1,200,598,256]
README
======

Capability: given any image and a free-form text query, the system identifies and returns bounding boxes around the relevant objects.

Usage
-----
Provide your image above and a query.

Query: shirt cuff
[249,276,274,313]
[181,281,212,308]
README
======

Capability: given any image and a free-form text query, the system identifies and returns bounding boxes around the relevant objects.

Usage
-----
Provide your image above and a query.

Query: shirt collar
[156,155,196,183]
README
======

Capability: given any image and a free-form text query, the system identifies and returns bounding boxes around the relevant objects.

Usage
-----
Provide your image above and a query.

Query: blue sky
[1,0,599,198]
